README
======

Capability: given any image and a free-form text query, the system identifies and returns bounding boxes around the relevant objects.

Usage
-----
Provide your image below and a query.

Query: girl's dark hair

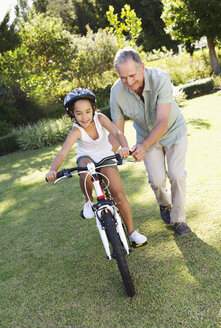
[67,99,96,120]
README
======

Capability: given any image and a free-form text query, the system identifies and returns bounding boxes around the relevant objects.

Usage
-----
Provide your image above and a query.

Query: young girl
[46,88,147,246]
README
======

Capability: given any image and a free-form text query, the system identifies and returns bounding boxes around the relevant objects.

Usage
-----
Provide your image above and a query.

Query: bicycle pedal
[131,241,147,249]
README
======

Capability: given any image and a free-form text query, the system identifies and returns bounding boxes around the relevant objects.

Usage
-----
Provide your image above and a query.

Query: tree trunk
[207,37,221,76]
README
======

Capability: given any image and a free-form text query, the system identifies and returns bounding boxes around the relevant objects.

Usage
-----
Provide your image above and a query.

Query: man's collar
[144,68,150,91]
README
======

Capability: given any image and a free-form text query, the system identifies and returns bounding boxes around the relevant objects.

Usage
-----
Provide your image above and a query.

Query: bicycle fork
[95,207,130,259]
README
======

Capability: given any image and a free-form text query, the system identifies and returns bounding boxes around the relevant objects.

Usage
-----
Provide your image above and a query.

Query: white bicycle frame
[87,162,130,260]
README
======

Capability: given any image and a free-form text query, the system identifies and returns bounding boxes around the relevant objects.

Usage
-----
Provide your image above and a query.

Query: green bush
[13,116,72,151]
[0,121,14,136]
[69,27,119,90]
[0,82,48,135]
[147,48,213,86]
[95,84,112,109]
[0,75,215,155]
[0,133,19,156]
[178,77,214,98]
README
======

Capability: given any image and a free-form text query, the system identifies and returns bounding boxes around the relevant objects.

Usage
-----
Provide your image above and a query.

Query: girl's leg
[78,157,94,202]
[100,167,134,235]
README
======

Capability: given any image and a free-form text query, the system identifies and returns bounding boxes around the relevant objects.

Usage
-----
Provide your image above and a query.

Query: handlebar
[46,151,134,182]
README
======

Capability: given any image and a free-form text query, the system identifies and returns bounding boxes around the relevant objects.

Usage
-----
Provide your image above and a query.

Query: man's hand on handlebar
[45,170,57,182]
[130,144,146,162]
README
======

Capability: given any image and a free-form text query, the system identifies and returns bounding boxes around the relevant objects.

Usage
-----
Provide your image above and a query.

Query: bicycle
[47,153,143,297]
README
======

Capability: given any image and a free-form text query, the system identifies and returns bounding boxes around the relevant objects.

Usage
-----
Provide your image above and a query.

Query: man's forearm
[141,120,168,152]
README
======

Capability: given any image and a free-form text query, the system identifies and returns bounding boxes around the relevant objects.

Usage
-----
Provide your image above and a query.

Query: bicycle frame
[47,153,137,297]
[86,162,130,259]
[48,154,137,296]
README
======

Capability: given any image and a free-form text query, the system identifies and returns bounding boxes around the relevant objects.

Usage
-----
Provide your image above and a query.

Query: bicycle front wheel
[102,212,135,297]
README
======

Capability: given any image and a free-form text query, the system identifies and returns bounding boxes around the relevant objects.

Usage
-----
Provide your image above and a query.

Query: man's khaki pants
[143,134,188,224]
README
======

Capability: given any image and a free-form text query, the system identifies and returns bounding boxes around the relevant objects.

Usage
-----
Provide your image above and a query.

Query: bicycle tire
[102,212,135,297]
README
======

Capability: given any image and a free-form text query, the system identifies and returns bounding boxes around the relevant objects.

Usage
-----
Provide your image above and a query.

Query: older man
[110,47,191,235]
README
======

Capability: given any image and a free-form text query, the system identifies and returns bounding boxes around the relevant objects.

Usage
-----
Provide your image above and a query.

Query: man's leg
[143,142,171,207]
[165,134,188,224]
[143,136,190,234]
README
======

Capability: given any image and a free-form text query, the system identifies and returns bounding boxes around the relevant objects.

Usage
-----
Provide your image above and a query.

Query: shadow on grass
[186,118,211,129]
[175,232,221,322]
[2,150,221,326]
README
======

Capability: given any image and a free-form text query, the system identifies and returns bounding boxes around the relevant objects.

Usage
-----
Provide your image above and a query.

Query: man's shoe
[173,222,191,235]
[81,201,94,219]
[129,230,147,248]
[160,205,171,224]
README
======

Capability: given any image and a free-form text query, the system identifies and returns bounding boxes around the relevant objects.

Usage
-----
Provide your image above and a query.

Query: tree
[0,11,74,104]
[0,12,20,53]
[161,0,221,75]
[32,0,96,34]
[33,0,77,33]
[32,0,177,52]
[14,0,32,22]
[94,0,178,52]
[105,4,142,48]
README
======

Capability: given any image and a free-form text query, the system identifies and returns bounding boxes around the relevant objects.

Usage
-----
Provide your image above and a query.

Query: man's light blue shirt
[110,67,187,150]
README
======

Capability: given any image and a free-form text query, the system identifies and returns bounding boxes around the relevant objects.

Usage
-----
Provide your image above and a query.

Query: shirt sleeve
[110,85,125,122]
[156,71,174,105]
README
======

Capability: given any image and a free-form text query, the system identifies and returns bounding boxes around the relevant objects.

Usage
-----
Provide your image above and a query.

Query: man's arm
[108,118,125,153]
[132,103,171,161]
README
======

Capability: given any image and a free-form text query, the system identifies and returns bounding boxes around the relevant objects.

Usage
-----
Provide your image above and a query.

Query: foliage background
[0,0,220,139]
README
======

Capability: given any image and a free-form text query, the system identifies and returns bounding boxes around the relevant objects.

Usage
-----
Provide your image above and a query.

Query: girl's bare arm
[46,127,81,181]
[98,113,129,157]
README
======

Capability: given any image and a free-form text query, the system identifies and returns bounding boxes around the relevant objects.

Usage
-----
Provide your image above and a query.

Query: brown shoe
[173,222,191,235]
[160,205,171,224]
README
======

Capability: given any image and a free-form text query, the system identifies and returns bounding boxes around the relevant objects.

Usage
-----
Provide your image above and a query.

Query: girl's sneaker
[81,201,94,219]
[129,230,147,248]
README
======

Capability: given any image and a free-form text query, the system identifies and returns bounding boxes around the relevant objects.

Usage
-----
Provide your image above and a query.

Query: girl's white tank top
[73,113,114,162]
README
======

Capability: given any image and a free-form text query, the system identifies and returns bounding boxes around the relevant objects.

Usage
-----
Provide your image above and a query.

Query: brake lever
[122,158,136,164]
[54,172,72,184]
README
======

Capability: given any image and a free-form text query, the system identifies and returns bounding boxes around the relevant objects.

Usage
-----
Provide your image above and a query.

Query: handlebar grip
[45,169,66,182]
[56,169,65,179]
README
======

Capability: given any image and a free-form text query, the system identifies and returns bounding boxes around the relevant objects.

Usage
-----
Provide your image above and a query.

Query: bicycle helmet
[64,88,96,119]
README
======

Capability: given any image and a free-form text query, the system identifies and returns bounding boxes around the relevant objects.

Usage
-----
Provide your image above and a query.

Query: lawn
[0,91,221,328]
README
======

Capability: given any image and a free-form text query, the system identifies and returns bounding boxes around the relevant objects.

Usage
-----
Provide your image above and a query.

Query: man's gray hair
[114,47,142,70]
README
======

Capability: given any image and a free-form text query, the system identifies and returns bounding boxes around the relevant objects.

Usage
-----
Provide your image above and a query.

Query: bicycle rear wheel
[102,212,135,297]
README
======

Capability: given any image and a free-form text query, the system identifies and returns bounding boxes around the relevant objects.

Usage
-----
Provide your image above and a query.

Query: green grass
[0,91,221,328]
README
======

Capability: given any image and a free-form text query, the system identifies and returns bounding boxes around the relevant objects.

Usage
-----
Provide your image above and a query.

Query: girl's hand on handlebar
[45,170,57,182]
[119,147,130,158]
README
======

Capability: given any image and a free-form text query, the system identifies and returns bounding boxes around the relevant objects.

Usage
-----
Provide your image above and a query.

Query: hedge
[178,77,214,98]
[0,133,19,156]
[0,78,216,156]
